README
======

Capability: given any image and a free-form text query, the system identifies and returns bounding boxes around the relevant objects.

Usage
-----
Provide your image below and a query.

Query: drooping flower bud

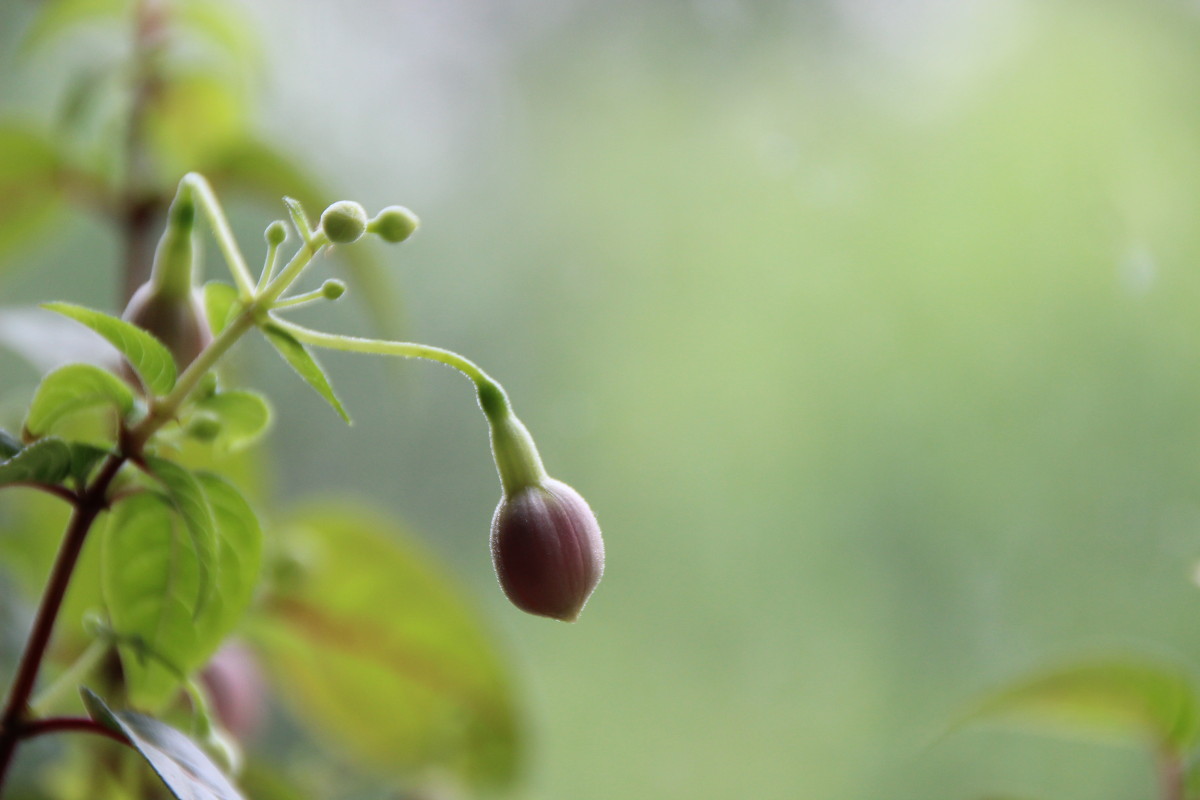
[123,178,213,370]
[481,382,604,621]
[319,200,369,244]
[368,205,419,243]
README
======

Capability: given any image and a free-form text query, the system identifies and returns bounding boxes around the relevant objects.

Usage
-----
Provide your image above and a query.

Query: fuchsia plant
[0,172,604,799]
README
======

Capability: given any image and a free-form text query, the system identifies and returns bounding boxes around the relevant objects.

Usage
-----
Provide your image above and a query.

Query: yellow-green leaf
[24,363,134,438]
[248,504,520,789]
[42,303,177,395]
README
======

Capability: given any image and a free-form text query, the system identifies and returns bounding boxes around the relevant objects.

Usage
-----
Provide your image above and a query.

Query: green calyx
[149,181,199,300]
[319,201,369,244]
[479,381,548,496]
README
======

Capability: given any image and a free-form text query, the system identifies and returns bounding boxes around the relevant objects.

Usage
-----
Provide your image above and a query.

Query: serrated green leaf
[192,390,271,452]
[202,281,239,335]
[42,303,177,395]
[24,363,135,437]
[0,438,72,488]
[104,473,259,710]
[261,324,350,423]
[249,504,520,788]
[0,126,64,263]
[81,688,246,800]
[145,457,216,614]
[962,660,1200,754]
[20,0,134,56]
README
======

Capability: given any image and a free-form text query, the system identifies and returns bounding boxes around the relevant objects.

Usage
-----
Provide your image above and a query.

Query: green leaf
[24,363,135,437]
[0,126,63,263]
[67,442,111,486]
[192,390,272,452]
[103,473,260,709]
[202,281,240,335]
[145,458,217,614]
[42,303,177,395]
[81,688,246,800]
[282,197,313,242]
[175,0,262,73]
[20,0,134,56]
[962,659,1200,754]
[261,324,351,423]
[249,504,520,789]
[0,438,72,488]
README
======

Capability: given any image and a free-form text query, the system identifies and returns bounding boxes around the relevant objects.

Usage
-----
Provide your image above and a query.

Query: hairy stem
[0,455,126,793]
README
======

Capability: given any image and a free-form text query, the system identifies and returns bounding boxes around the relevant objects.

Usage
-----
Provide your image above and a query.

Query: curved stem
[266,316,495,387]
[180,173,255,298]
[19,717,129,747]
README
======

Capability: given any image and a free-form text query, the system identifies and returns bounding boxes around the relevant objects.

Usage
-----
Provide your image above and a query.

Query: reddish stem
[0,454,126,795]
[19,717,129,747]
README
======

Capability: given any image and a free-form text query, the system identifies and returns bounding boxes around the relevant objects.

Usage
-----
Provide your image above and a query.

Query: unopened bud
[491,478,605,622]
[481,381,604,621]
[265,220,288,247]
[319,201,368,244]
[368,205,419,243]
[122,283,213,370]
[321,279,347,300]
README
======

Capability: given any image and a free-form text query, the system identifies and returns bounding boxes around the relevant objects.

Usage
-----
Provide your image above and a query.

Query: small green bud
[319,200,369,244]
[265,220,288,247]
[187,413,222,442]
[368,205,419,243]
[321,279,347,300]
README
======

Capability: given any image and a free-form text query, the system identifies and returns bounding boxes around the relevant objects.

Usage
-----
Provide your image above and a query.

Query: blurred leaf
[963,660,1200,754]
[43,302,177,395]
[145,456,217,614]
[249,504,521,789]
[202,281,239,335]
[24,363,134,438]
[205,141,403,337]
[0,438,72,488]
[0,126,64,262]
[82,688,246,800]
[19,0,134,56]
[103,472,260,709]
[67,441,110,487]
[260,323,350,423]
[0,306,124,374]
[147,72,246,179]
[192,390,271,453]
[175,0,262,73]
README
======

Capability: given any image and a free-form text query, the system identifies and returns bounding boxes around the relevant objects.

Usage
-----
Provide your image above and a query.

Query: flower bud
[481,381,604,621]
[368,205,419,243]
[122,283,213,370]
[265,220,288,248]
[321,279,347,300]
[319,200,369,244]
[491,478,604,622]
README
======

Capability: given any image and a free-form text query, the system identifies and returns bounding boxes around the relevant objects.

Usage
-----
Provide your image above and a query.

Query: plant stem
[1158,749,1185,800]
[19,717,128,747]
[266,316,496,387]
[0,455,127,794]
[180,173,256,297]
[29,640,109,718]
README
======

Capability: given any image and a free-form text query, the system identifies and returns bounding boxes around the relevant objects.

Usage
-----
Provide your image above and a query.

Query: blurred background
[5,0,1200,797]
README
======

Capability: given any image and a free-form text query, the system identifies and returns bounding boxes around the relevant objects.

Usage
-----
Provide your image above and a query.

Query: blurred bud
[320,279,347,300]
[186,413,222,442]
[122,283,213,370]
[368,205,419,243]
[200,641,267,743]
[319,200,368,244]
[491,478,604,622]
[265,220,288,247]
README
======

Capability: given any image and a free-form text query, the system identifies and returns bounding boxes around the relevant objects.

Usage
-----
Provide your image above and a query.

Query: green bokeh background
[6,0,1200,797]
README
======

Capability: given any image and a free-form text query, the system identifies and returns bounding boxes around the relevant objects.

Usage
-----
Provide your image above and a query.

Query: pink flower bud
[490,478,604,622]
